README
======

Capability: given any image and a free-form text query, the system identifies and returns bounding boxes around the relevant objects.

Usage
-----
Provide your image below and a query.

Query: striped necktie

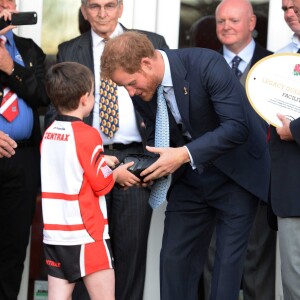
[0,86,19,122]
[148,85,172,209]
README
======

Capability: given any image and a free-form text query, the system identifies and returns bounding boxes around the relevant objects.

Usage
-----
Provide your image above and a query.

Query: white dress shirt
[276,33,300,53]
[223,39,256,72]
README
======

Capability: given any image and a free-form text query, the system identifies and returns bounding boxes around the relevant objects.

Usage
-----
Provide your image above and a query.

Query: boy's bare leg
[48,275,75,300]
[84,269,115,300]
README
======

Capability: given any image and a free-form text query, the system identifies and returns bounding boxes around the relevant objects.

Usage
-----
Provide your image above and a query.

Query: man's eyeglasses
[87,2,119,13]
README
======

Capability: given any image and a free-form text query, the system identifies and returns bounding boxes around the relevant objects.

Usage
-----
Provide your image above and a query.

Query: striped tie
[0,86,19,122]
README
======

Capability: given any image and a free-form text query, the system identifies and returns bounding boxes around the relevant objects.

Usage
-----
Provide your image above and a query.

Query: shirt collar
[91,23,123,46]
[158,50,173,88]
[4,30,13,46]
[291,33,300,48]
[223,38,255,65]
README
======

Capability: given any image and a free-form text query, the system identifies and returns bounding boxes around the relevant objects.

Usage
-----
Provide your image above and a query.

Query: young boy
[40,62,137,300]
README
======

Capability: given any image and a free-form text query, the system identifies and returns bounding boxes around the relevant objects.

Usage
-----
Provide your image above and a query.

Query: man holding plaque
[269,1,300,299]
[203,1,277,300]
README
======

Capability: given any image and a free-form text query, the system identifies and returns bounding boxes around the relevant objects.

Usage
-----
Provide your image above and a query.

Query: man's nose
[126,86,136,97]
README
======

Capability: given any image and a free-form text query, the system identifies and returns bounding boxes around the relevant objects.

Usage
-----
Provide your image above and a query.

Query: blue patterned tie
[231,56,243,79]
[148,85,172,209]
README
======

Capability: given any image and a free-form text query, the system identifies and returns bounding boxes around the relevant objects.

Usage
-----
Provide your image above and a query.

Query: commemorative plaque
[246,53,300,127]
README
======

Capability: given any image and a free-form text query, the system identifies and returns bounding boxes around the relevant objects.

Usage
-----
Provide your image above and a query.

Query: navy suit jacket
[133,48,270,202]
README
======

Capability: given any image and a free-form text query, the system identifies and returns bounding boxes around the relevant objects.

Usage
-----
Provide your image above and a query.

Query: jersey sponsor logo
[46,259,61,268]
[44,132,70,141]
[101,165,113,178]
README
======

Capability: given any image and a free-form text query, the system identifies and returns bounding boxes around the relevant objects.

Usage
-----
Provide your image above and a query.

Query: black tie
[231,56,243,79]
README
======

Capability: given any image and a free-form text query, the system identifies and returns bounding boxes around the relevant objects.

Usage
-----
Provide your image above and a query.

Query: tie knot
[232,56,242,66]
[157,85,164,96]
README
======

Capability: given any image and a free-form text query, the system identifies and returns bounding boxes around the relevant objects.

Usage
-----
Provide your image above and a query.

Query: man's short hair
[101,31,155,79]
[45,62,94,112]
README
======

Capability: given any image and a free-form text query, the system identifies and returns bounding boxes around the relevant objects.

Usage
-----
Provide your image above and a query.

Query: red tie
[0,86,19,122]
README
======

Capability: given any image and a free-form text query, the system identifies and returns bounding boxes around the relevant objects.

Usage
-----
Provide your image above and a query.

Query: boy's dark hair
[45,62,94,112]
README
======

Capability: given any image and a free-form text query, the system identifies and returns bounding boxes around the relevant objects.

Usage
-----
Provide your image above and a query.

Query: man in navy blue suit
[101,31,270,300]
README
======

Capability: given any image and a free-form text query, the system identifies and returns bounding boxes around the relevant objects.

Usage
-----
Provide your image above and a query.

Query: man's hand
[140,146,190,182]
[0,131,17,158]
[0,36,14,75]
[276,113,294,141]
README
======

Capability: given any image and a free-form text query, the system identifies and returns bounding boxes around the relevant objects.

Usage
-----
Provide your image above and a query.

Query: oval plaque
[246,53,300,127]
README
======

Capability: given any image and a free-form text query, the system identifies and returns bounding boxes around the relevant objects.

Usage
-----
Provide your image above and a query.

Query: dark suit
[270,117,300,217]
[44,25,168,300]
[0,34,49,299]
[133,48,270,300]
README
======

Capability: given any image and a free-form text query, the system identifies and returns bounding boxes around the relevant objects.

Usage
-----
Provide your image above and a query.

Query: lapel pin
[183,87,188,95]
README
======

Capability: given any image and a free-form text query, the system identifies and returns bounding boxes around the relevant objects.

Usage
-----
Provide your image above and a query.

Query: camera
[0,12,37,30]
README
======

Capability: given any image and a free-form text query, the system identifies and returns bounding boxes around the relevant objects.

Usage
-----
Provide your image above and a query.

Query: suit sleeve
[290,117,300,146]
[185,51,250,167]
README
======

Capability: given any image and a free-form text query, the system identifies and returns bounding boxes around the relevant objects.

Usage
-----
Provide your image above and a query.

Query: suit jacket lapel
[164,50,193,136]
[14,35,31,68]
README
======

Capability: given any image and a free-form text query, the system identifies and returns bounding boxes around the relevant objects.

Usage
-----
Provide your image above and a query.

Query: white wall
[15,0,43,45]
[120,0,181,48]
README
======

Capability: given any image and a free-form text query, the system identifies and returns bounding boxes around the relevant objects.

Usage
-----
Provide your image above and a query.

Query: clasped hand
[140,145,190,182]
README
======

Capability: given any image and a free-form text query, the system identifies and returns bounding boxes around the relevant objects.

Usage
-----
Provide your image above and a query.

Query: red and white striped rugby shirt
[40,119,114,246]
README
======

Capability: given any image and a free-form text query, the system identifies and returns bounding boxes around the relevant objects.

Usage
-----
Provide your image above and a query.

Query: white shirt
[223,39,256,72]
[276,33,300,53]
[92,23,142,145]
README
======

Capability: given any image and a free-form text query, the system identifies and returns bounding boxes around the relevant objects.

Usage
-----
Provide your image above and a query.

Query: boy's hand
[104,154,119,169]
[113,161,141,189]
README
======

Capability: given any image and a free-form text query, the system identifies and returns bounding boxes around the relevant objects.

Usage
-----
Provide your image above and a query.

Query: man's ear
[81,5,88,20]
[141,57,152,71]
[249,14,257,32]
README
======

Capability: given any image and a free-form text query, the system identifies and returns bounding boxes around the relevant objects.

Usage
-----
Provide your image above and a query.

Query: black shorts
[44,239,114,283]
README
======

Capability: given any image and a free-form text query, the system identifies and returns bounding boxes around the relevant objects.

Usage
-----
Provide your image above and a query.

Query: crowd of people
[0,0,300,299]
